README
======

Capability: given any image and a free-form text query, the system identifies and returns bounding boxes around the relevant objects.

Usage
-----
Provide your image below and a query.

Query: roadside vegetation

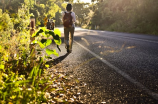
[0,0,82,103]
[0,0,157,103]
[87,0,158,35]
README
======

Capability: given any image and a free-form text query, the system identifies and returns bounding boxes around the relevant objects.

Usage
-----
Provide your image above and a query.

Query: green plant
[0,27,63,103]
[0,1,84,102]
[0,60,51,103]
[32,27,62,58]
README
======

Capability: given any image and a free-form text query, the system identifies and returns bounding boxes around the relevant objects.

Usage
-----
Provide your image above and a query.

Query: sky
[73,0,92,3]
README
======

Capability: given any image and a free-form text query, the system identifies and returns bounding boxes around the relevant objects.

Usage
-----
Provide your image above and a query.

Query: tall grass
[0,27,83,103]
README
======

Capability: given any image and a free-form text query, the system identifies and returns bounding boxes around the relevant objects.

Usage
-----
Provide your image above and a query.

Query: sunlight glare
[73,0,92,3]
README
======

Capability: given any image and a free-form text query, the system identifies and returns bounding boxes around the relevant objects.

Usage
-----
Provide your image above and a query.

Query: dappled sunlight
[126,46,136,49]
[104,46,114,50]
[81,37,90,46]
[98,45,102,48]
[81,40,136,56]
[99,44,136,56]
[100,50,116,55]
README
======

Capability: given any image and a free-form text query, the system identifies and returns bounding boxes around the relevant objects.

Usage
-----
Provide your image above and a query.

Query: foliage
[73,2,90,26]
[0,24,83,103]
[12,4,33,32]
[32,27,62,57]
[0,6,83,102]
[0,8,30,63]
[0,9,13,31]
[0,24,84,103]
[31,0,61,27]
[0,0,24,13]
[0,0,88,103]
[88,0,158,35]
[0,0,62,27]
[54,10,62,25]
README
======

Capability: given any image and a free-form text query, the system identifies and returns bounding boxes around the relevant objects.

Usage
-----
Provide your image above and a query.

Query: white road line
[74,40,158,100]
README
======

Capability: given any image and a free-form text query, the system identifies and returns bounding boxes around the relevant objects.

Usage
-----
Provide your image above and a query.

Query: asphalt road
[49,27,158,103]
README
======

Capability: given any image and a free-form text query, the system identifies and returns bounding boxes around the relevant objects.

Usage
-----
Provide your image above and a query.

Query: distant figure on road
[50,19,55,30]
[62,3,76,53]
[46,19,51,30]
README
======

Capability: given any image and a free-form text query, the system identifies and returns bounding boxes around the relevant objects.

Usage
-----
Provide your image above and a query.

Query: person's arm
[62,12,65,22]
[72,12,76,23]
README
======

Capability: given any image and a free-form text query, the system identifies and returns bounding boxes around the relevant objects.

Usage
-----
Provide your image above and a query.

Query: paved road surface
[48,27,158,103]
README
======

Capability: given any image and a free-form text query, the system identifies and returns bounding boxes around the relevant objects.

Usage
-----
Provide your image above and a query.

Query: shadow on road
[46,53,69,66]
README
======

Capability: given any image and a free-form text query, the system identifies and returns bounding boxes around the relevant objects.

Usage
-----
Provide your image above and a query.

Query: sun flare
[73,0,92,3]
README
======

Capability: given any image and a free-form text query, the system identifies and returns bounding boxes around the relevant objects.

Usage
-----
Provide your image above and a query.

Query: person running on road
[62,3,76,53]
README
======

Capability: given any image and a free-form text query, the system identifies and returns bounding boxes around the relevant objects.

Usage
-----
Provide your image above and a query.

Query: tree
[73,2,90,26]
[89,0,158,34]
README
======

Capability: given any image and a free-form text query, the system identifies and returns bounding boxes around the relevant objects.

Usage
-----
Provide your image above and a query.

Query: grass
[0,27,84,103]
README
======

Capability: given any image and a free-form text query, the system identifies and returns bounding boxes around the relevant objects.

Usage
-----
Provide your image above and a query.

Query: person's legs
[64,27,69,47]
[64,27,71,52]
[69,26,75,52]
